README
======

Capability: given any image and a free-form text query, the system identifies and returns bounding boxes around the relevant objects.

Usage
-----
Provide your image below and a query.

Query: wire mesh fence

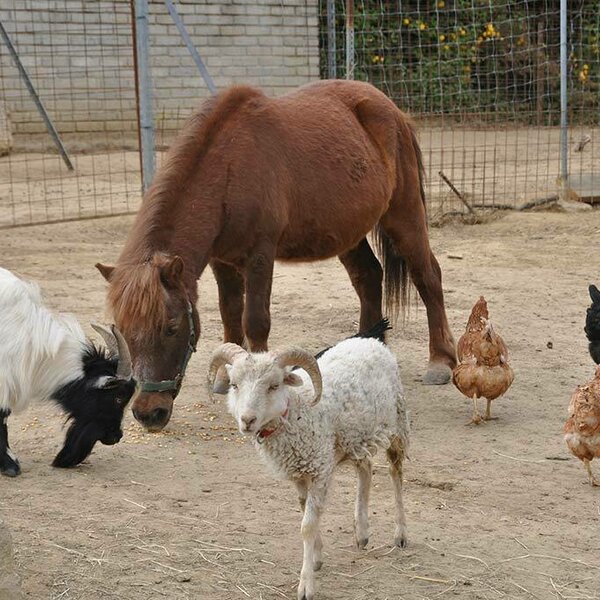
[0,0,141,228]
[319,0,600,216]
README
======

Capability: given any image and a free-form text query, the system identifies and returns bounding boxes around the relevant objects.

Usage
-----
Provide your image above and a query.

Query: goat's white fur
[224,337,409,600]
[0,267,86,414]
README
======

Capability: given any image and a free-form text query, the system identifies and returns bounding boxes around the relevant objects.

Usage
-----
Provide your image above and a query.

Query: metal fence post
[345,0,354,80]
[559,0,568,200]
[133,0,155,193]
[327,0,336,79]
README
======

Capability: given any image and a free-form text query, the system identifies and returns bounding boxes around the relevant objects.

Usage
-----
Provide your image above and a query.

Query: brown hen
[453,297,514,424]
[564,365,600,486]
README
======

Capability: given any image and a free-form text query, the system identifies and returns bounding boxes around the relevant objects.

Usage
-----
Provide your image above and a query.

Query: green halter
[139,301,197,396]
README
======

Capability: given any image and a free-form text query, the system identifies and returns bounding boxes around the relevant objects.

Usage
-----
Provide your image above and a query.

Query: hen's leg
[584,459,600,487]
[467,395,483,425]
[483,399,498,421]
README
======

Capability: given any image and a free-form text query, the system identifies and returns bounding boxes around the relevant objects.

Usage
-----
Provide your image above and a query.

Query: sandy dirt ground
[1,210,600,600]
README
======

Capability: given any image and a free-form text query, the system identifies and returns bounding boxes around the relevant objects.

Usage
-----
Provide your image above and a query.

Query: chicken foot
[483,399,499,421]
[584,459,600,487]
[467,395,484,425]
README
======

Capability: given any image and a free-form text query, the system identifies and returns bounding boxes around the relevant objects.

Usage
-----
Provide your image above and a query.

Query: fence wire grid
[0,0,140,228]
[320,0,600,215]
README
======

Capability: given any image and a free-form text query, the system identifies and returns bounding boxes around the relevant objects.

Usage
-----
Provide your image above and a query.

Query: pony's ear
[95,263,115,282]
[160,256,184,288]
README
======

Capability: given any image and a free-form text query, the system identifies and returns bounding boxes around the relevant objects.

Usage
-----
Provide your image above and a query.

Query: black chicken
[585,285,600,364]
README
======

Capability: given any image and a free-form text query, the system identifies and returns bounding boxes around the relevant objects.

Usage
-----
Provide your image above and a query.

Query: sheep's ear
[95,263,115,281]
[284,369,303,387]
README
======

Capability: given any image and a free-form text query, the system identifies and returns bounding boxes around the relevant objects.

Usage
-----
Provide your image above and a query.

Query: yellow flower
[449,32,456,41]
[437,0,445,7]
[583,63,589,71]
[371,55,380,64]
[419,22,427,31]
[443,44,450,51]
[403,17,410,25]
[579,69,588,83]
[460,28,467,36]
[439,34,446,42]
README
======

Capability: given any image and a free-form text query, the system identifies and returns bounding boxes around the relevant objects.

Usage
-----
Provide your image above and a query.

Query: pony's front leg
[243,247,275,351]
[210,259,245,345]
[0,409,21,477]
[298,478,328,600]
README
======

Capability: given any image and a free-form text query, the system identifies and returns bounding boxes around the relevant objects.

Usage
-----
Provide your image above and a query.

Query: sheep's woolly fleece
[229,337,409,481]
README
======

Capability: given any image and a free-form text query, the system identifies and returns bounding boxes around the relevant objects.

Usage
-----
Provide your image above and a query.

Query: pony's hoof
[1,459,21,478]
[423,363,452,385]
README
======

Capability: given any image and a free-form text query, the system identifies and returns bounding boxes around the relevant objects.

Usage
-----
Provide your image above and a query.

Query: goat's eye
[269,384,280,391]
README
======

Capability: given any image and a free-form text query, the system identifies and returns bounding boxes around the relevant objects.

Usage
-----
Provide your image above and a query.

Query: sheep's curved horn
[91,323,119,356]
[112,325,133,380]
[207,343,248,400]
[275,348,322,405]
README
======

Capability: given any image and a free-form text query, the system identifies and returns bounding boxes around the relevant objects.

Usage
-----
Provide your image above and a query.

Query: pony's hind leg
[210,260,245,393]
[243,246,275,351]
[0,409,21,477]
[339,239,383,332]
[386,437,407,547]
[380,201,456,384]
[354,457,372,549]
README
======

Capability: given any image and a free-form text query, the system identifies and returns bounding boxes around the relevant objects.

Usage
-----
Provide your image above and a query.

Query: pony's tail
[372,224,409,323]
[372,119,426,322]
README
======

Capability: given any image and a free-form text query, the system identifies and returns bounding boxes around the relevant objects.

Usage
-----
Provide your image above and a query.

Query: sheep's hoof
[423,363,452,385]
[395,535,408,548]
[356,537,369,550]
[313,560,323,572]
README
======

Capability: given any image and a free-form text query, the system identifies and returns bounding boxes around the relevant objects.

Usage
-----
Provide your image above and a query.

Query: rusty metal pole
[345,0,354,80]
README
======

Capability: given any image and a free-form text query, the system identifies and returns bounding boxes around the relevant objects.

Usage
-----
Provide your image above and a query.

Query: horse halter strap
[139,301,197,396]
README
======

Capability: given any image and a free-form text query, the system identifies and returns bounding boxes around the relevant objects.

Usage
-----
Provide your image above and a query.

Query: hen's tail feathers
[313,319,392,362]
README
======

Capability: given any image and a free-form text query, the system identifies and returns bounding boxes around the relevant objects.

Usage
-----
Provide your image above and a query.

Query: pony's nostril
[151,408,169,423]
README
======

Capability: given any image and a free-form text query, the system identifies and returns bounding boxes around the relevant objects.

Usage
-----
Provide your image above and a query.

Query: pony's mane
[122,85,265,260]
[108,254,171,339]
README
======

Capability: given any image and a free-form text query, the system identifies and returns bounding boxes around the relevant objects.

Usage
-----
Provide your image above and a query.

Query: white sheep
[208,335,409,600]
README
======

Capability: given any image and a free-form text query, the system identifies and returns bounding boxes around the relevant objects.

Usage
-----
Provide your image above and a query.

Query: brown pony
[96,80,456,431]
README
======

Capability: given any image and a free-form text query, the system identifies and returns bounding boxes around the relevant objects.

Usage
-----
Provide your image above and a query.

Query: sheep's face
[225,356,303,434]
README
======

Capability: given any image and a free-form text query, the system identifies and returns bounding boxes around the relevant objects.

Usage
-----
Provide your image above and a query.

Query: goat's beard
[52,420,104,468]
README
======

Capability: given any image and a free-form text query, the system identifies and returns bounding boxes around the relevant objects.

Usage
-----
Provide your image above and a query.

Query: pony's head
[96,252,199,432]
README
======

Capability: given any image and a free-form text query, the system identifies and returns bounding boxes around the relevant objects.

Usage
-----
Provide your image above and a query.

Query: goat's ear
[52,421,102,468]
[590,284,600,304]
[95,263,115,282]
[160,255,184,288]
[283,369,303,387]
[93,375,121,390]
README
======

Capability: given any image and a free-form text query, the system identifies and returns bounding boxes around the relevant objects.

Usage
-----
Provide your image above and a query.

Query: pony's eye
[165,324,178,337]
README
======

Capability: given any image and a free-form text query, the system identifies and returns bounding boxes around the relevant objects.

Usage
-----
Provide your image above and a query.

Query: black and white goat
[0,267,137,477]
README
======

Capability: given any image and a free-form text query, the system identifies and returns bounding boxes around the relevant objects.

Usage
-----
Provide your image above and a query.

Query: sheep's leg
[584,459,600,487]
[386,438,407,548]
[295,479,323,571]
[354,458,372,549]
[298,478,328,600]
[0,409,20,478]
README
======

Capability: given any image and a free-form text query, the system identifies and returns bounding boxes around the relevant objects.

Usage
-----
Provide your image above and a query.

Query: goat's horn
[207,343,248,400]
[275,348,322,406]
[91,323,119,356]
[112,325,133,380]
